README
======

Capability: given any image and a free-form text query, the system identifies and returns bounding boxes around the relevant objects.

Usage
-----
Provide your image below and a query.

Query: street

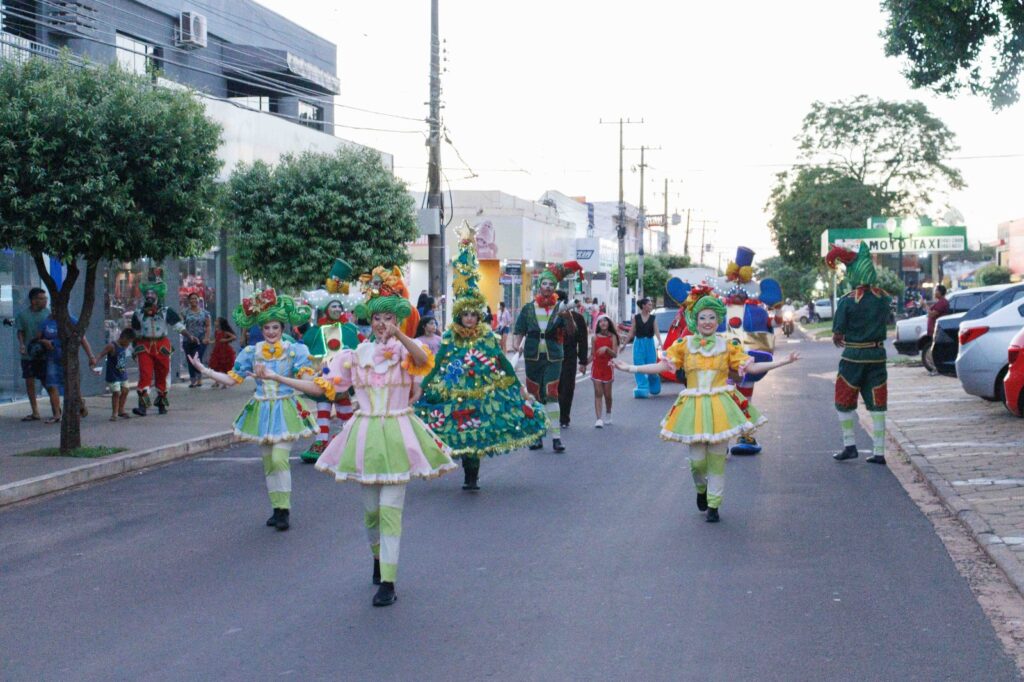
[1,334,1018,680]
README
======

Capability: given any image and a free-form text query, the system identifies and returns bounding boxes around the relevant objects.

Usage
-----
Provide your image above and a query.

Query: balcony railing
[1,30,60,63]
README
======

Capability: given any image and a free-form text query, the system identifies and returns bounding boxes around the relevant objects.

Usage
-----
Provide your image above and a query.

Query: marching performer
[131,277,185,416]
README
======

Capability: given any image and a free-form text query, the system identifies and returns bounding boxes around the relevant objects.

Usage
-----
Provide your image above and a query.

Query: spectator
[93,328,136,420]
[181,293,212,388]
[416,290,435,319]
[37,310,96,423]
[497,301,514,352]
[590,314,619,427]
[15,287,49,421]
[557,290,589,429]
[208,317,238,389]
[926,285,949,336]
[414,316,442,355]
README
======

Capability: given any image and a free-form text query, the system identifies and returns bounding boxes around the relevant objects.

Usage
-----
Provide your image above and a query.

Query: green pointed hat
[451,221,487,320]
[825,242,877,288]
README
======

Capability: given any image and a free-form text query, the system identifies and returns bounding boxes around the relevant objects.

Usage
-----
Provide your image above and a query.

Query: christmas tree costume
[415,222,547,490]
[227,290,319,530]
[130,278,185,416]
[312,270,454,605]
[659,296,766,515]
[513,260,582,453]
[826,243,891,465]
[300,259,363,463]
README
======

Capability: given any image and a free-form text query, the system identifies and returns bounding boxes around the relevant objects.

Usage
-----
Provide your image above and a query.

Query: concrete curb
[882,415,1024,599]
[0,431,237,508]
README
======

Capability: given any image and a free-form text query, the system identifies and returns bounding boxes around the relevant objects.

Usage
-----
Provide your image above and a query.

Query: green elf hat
[233,288,311,329]
[451,220,487,320]
[538,260,583,285]
[825,242,878,288]
[139,276,167,302]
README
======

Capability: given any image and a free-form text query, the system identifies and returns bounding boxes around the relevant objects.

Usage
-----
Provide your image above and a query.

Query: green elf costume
[825,243,891,465]
[299,258,362,464]
[513,260,582,453]
[415,222,547,491]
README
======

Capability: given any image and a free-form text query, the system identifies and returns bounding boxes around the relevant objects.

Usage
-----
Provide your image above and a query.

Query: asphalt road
[1,333,1018,681]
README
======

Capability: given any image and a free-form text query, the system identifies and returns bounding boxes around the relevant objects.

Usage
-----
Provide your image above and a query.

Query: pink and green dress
[314,339,455,484]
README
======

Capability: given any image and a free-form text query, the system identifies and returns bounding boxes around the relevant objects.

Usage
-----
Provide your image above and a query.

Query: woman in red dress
[590,315,619,428]
[207,318,237,388]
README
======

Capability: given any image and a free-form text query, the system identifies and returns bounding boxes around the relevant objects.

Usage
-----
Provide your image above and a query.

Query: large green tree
[0,56,222,452]
[611,254,670,305]
[881,0,1024,109]
[767,166,890,270]
[755,255,820,301]
[225,147,418,290]
[795,96,964,213]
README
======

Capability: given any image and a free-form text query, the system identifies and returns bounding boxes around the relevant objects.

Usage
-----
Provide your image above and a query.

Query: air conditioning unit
[176,11,207,49]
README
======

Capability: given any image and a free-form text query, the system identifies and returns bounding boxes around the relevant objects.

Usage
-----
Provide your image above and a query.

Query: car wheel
[921,347,935,373]
[799,316,808,324]
[983,367,1008,403]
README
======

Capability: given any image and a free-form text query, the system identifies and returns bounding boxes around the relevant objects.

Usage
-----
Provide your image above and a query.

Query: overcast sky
[258,0,1024,264]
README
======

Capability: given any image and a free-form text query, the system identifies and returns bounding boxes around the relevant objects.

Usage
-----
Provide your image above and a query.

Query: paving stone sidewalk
[885,365,1024,591]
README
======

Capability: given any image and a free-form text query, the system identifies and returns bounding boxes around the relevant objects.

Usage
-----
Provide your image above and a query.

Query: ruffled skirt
[660,388,766,444]
[315,409,455,484]
[233,396,318,444]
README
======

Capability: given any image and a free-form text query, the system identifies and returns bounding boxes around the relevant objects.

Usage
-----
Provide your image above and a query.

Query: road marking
[196,456,304,462]
[888,398,977,405]
[952,479,1024,487]
[892,416,962,423]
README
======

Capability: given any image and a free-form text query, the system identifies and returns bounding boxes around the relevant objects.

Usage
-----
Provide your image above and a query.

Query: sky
[256,0,1024,265]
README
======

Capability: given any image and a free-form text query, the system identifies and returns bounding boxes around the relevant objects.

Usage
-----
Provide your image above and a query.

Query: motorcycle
[782,310,795,337]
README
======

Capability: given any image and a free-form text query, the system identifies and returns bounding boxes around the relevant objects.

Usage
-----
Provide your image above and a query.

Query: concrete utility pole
[426,0,446,323]
[599,117,641,322]
[663,178,669,254]
[626,144,659,302]
[683,208,691,258]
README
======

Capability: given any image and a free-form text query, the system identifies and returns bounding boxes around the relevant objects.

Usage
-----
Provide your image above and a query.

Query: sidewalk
[0,383,251,506]
[884,365,1024,594]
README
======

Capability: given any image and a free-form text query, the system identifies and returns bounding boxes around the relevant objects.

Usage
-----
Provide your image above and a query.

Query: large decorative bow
[242,289,278,317]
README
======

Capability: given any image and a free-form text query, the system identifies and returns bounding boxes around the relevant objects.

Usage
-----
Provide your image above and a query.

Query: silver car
[955,292,1024,401]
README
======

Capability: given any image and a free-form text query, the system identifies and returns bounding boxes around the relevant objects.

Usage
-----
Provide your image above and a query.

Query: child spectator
[208,317,238,389]
[414,316,441,355]
[93,329,136,420]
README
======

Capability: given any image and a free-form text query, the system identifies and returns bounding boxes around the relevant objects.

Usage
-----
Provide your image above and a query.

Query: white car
[798,299,833,323]
[894,284,1009,357]
[956,294,1024,401]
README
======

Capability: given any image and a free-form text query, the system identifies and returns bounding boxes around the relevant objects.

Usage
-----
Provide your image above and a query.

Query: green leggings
[688,441,728,509]
[262,443,292,509]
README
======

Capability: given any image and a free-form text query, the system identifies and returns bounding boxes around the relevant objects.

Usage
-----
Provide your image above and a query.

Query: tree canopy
[881,0,1024,109]
[755,255,819,301]
[225,147,418,290]
[0,56,222,451]
[612,254,670,304]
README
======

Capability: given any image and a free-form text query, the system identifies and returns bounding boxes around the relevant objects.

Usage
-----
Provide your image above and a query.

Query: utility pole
[599,117,641,322]
[626,144,660,302]
[426,0,446,323]
[663,178,669,254]
[683,208,691,258]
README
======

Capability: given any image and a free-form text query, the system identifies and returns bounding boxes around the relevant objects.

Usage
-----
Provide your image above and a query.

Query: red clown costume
[131,279,185,416]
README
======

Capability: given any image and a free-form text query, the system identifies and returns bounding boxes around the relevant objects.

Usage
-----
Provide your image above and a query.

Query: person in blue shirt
[37,312,96,423]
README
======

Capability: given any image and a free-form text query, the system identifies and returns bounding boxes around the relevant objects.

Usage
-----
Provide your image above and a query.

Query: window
[116,32,157,77]
[297,100,323,129]
[229,96,277,113]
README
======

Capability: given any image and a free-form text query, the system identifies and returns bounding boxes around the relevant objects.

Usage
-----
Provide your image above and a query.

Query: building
[0,0,390,401]
[997,218,1024,280]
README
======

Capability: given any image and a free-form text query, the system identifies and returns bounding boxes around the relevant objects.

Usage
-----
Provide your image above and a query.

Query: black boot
[155,393,168,415]
[131,393,147,417]
[696,492,708,511]
[552,438,565,453]
[462,458,480,491]
[833,445,859,461]
[266,509,278,527]
[865,454,887,465]
[528,439,543,450]
[272,509,289,531]
[372,581,397,607]
[706,507,720,523]
[373,559,381,585]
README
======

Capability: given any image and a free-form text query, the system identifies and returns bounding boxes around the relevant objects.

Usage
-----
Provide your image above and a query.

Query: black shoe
[373,559,381,585]
[833,445,859,461]
[266,510,278,527]
[372,581,397,607]
[865,454,887,465]
[552,438,565,453]
[528,439,543,450]
[155,394,168,415]
[462,459,480,491]
[696,492,708,512]
[274,509,289,531]
[706,507,720,523]
[131,406,147,417]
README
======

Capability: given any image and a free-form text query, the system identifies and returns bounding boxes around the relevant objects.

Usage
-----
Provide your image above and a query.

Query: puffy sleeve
[664,339,688,370]
[229,345,255,384]
[313,348,355,401]
[403,340,436,384]
[289,343,318,379]
[727,338,753,374]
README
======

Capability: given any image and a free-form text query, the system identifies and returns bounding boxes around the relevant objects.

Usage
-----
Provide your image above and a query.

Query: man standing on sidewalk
[557,291,588,429]
[825,243,891,465]
[15,287,49,422]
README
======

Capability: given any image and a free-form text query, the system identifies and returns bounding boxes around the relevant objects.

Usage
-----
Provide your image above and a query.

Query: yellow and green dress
[660,334,766,444]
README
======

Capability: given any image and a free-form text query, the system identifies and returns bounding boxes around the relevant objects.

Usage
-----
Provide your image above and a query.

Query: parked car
[894,286,1002,358]
[931,284,1021,376]
[1003,326,1024,417]
[617,307,679,337]
[955,295,1024,401]
[798,299,833,323]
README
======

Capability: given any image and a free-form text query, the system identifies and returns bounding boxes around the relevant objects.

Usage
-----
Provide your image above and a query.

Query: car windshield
[951,291,995,313]
[972,287,1024,318]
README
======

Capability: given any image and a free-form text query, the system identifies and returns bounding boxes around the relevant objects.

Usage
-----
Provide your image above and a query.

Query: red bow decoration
[522,403,535,418]
[242,289,278,317]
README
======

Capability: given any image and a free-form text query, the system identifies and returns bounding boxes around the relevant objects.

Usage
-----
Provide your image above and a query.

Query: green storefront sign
[820,224,967,256]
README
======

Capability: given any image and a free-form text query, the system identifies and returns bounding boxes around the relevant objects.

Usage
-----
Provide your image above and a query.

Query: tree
[755,255,819,301]
[795,96,964,213]
[0,57,222,452]
[975,264,1012,286]
[767,166,890,270]
[654,253,692,270]
[226,147,418,290]
[611,254,670,305]
[881,0,1024,109]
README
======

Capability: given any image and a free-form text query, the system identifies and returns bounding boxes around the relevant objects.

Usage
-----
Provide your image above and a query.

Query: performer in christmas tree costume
[263,270,454,607]
[131,277,185,416]
[300,258,362,464]
[613,296,799,522]
[416,222,547,491]
[188,289,319,531]
[825,243,892,465]
[513,260,582,453]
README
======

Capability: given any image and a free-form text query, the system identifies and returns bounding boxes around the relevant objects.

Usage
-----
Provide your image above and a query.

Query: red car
[1003,325,1024,416]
